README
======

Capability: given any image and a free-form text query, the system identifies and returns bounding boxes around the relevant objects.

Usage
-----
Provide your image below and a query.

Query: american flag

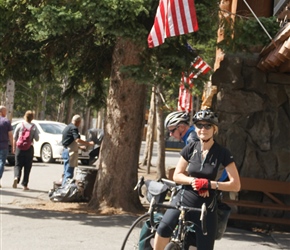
[178,52,211,112]
[148,0,198,48]
[184,43,211,81]
[188,56,211,79]
[178,82,192,112]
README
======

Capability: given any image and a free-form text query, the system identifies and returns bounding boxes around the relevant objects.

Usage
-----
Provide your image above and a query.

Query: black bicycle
[121,177,207,250]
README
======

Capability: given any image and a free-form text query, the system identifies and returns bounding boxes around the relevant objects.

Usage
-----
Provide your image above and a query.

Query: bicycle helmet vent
[193,109,218,125]
[164,111,189,128]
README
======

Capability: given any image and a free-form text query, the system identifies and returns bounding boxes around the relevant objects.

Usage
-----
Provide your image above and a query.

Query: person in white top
[12,110,39,190]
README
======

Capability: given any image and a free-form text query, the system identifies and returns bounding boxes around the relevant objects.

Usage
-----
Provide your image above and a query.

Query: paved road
[0,154,289,249]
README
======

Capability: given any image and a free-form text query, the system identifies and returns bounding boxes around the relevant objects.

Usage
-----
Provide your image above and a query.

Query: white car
[11,120,67,163]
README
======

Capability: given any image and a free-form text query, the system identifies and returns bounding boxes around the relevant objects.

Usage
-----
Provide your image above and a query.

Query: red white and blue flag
[178,53,211,112]
[187,56,211,80]
[148,0,198,48]
[178,77,193,112]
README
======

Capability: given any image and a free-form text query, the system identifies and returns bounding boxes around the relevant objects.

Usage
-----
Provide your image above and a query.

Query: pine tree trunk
[141,86,156,174]
[96,109,104,129]
[57,77,67,123]
[5,79,15,122]
[40,89,47,120]
[66,97,74,124]
[83,106,91,135]
[155,85,166,180]
[89,37,147,212]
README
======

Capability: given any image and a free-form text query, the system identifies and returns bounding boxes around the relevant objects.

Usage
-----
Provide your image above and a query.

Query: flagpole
[242,0,273,42]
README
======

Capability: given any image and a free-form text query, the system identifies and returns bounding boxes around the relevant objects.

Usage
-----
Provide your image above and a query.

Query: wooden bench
[223,177,290,226]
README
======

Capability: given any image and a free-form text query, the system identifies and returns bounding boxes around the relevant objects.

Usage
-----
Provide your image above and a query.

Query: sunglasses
[195,123,213,130]
[169,126,179,134]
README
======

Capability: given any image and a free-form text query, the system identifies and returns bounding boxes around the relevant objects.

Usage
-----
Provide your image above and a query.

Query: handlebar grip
[200,203,207,235]
[134,176,145,198]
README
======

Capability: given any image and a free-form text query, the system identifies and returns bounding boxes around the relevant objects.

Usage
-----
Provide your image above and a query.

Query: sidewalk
[1,162,289,250]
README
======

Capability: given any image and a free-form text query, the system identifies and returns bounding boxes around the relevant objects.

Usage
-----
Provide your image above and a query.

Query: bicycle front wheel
[164,241,181,250]
[121,213,153,250]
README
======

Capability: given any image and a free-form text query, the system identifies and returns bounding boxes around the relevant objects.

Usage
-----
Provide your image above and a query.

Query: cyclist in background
[154,109,241,250]
[164,111,199,145]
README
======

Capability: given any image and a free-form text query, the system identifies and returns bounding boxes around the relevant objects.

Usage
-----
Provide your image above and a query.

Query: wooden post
[214,0,238,71]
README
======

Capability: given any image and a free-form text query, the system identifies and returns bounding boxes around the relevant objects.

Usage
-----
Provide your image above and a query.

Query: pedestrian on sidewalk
[12,110,39,190]
[0,106,13,188]
[61,114,94,186]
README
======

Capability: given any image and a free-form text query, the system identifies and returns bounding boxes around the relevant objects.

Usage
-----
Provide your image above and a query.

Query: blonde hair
[213,124,219,135]
[24,110,34,123]
[0,106,6,113]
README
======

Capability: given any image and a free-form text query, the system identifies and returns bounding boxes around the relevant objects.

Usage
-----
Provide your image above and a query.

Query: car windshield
[39,123,66,134]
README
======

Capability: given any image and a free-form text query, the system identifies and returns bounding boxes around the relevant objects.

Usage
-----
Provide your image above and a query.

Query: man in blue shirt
[164,111,198,145]
[0,106,13,188]
[61,115,94,186]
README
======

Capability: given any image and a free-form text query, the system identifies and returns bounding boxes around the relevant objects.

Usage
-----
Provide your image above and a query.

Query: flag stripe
[187,0,198,32]
[178,0,189,34]
[168,0,179,36]
[148,0,198,48]
[178,82,192,112]
[187,56,211,79]
[148,1,167,48]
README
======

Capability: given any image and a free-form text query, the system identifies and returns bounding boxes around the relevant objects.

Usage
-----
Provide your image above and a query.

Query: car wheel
[41,143,55,163]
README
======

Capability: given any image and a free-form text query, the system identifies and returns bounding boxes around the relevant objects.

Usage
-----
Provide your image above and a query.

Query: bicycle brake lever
[134,176,145,198]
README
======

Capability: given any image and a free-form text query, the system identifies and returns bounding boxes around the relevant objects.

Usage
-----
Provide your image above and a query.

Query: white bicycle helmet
[193,109,218,125]
[164,111,189,128]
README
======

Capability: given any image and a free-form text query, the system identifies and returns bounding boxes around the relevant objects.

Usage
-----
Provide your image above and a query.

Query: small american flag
[178,83,192,112]
[148,0,198,48]
[178,53,211,112]
[188,56,211,79]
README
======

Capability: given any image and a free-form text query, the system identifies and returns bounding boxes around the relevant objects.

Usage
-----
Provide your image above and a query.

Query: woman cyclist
[154,109,241,250]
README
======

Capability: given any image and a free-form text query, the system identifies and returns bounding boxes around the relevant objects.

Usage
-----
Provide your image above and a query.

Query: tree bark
[5,79,15,122]
[141,86,156,174]
[57,77,67,123]
[66,97,74,124]
[155,85,166,180]
[89,37,147,212]
[96,109,104,129]
[40,89,47,120]
[83,106,91,135]
[214,0,238,70]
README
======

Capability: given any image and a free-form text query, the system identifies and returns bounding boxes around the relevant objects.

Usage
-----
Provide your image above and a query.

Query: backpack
[16,123,34,150]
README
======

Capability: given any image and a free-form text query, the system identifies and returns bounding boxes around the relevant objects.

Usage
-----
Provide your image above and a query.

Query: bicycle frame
[150,202,207,249]
[121,177,207,250]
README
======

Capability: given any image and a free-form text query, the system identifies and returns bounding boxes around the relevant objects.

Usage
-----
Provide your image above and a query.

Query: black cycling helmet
[193,109,218,125]
[164,111,189,128]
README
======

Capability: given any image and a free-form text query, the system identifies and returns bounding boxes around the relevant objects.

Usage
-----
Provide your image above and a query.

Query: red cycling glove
[195,178,211,190]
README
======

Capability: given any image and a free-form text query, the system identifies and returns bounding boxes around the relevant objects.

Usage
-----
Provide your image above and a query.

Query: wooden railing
[224,177,290,225]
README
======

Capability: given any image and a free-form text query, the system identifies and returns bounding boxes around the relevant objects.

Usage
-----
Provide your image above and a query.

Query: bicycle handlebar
[134,176,145,198]
[150,202,207,235]
[153,202,203,213]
